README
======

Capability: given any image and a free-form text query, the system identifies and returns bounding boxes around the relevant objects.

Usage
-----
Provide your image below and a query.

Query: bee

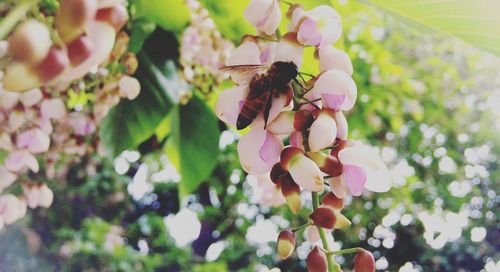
[220,61,298,130]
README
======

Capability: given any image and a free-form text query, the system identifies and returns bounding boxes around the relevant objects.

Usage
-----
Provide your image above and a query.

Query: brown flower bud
[280,146,304,170]
[307,151,342,177]
[277,230,296,260]
[354,249,376,272]
[280,174,301,214]
[8,20,52,65]
[293,110,314,131]
[309,207,337,229]
[35,46,70,82]
[307,246,328,272]
[67,34,94,66]
[321,192,344,211]
[270,163,287,185]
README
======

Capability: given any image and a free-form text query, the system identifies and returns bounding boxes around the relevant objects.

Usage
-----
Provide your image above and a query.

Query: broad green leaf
[134,0,190,33]
[364,0,500,56]
[164,95,220,198]
[100,29,187,157]
[128,18,156,53]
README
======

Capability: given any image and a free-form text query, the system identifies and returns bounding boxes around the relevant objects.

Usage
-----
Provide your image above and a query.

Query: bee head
[272,61,298,85]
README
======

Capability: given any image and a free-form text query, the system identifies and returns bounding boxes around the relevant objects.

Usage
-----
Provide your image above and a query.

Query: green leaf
[100,29,187,157]
[134,0,190,33]
[164,95,220,198]
[128,18,156,53]
[364,0,500,56]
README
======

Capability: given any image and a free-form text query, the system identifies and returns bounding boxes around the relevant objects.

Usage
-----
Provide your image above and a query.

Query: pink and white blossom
[244,0,281,35]
[311,69,357,111]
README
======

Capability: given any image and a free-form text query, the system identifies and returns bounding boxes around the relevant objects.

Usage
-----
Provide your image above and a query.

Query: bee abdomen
[237,97,266,130]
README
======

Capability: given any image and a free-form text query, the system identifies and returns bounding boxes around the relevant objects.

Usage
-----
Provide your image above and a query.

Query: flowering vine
[215,0,392,271]
[0,0,138,230]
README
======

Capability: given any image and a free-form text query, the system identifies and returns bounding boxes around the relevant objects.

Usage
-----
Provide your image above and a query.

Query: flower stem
[312,192,341,272]
[292,221,311,233]
[324,247,363,256]
[0,0,40,40]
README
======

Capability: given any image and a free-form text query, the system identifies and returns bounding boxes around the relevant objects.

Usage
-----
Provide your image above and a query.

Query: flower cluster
[0,0,138,230]
[215,1,391,271]
[180,0,234,93]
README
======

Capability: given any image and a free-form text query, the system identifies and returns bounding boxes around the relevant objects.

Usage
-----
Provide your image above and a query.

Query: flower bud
[118,75,141,100]
[277,230,296,260]
[280,147,324,192]
[270,163,287,185]
[19,88,43,108]
[309,207,336,229]
[280,174,301,214]
[67,34,94,66]
[293,110,314,131]
[95,4,128,31]
[321,192,344,211]
[308,110,337,152]
[274,32,303,68]
[307,151,342,177]
[56,0,98,43]
[8,19,52,65]
[318,46,353,75]
[35,46,70,83]
[244,0,281,35]
[307,246,328,272]
[2,62,41,92]
[354,249,375,272]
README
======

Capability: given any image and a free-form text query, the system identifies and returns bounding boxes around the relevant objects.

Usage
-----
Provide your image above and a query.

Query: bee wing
[219,64,269,81]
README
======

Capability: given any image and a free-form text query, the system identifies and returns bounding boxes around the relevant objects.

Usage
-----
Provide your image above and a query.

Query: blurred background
[0,0,499,271]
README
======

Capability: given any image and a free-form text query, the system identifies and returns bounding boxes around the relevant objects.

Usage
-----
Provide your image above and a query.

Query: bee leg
[263,89,274,129]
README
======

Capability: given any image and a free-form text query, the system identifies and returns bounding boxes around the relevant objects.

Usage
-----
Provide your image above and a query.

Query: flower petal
[259,132,283,164]
[342,164,366,196]
[273,33,304,68]
[318,46,352,75]
[215,85,247,127]
[312,69,357,111]
[308,112,337,152]
[238,128,281,175]
[297,18,323,46]
[327,176,347,198]
[288,155,324,192]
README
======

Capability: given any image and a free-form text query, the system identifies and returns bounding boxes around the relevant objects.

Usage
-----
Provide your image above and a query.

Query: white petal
[318,46,352,75]
[215,85,247,127]
[308,113,337,152]
[338,144,391,192]
[289,155,324,192]
[311,69,357,111]
[267,111,295,135]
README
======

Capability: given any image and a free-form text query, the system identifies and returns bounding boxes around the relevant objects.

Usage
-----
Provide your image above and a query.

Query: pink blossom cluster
[180,0,234,91]
[215,1,390,271]
[0,0,138,230]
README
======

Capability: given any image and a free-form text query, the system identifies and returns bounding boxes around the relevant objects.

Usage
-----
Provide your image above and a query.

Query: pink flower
[68,114,96,136]
[16,128,51,154]
[250,173,285,207]
[296,5,342,47]
[244,0,281,35]
[330,142,391,197]
[41,98,67,120]
[4,150,39,173]
[62,20,116,81]
[237,127,283,175]
[0,194,26,224]
[311,69,357,111]
[280,147,324,192]
[318,46,353,75]
[0,166,17,192]
[19,88,43,107]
